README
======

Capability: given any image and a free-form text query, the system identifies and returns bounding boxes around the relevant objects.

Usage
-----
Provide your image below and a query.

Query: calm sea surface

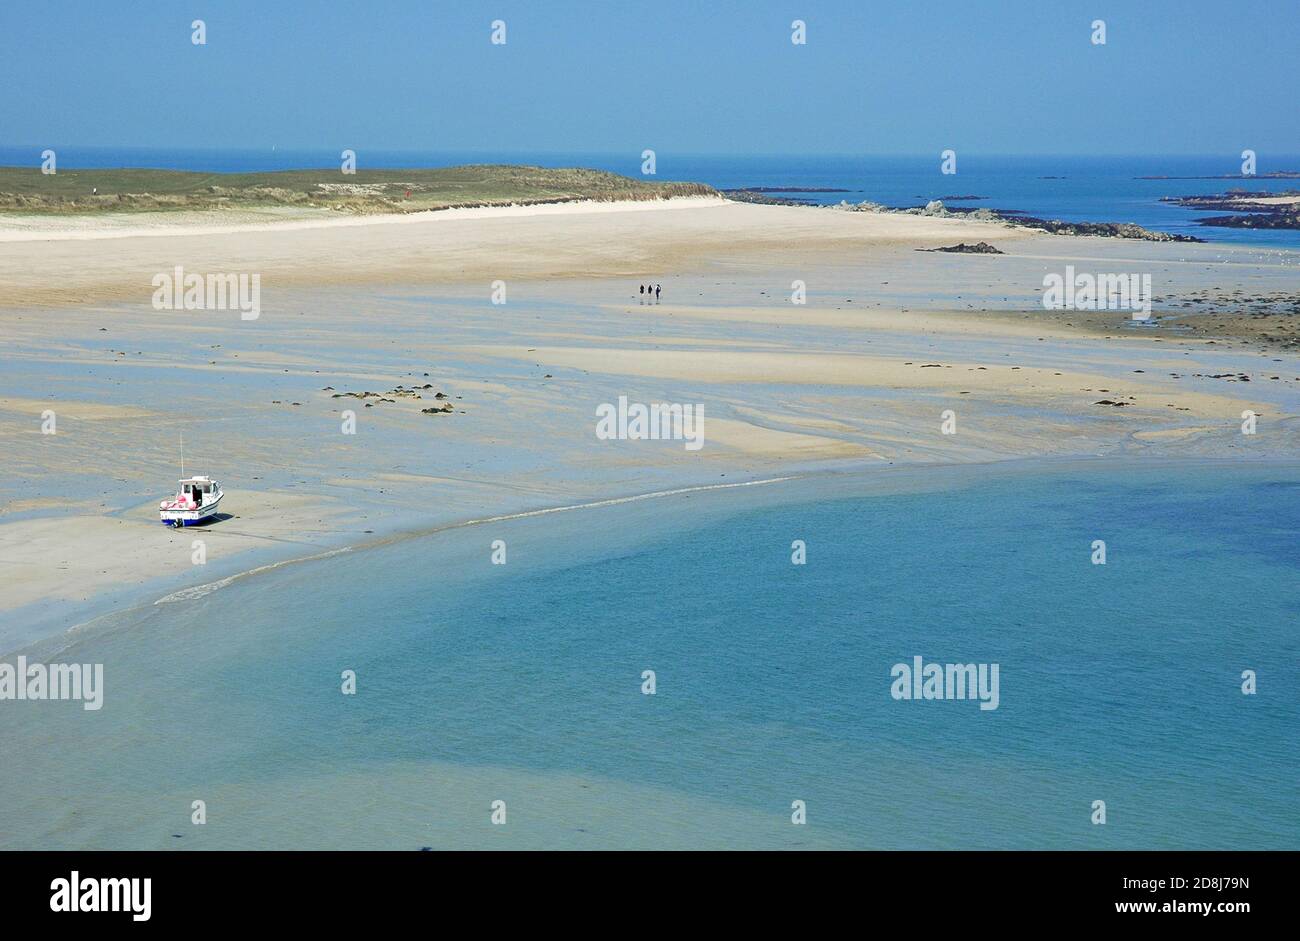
[1,461,1296,849]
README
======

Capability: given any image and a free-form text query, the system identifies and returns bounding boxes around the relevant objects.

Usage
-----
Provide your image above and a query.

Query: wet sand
[1,199,1297,652]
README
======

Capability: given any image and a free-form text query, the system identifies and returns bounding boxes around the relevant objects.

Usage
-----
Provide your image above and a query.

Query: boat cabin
[179,476,217,506]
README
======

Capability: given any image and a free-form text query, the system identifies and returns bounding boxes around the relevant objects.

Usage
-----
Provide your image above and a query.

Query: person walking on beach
[655,284,661,301]
[639,284,644,296]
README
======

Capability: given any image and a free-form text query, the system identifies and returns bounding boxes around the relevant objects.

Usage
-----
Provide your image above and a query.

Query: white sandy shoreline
[0,197,1049,308]
[155,474,801,606]
[7,472,805,660]
[0,194,733,242]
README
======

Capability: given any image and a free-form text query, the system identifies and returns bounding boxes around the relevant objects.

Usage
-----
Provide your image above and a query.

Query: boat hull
[160,492,223,526]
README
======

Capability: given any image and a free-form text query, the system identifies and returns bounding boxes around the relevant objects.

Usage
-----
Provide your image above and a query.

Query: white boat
[160,475,224,526]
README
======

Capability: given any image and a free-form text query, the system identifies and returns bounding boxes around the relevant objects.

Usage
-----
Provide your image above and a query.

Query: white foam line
[453,476,799,528]
[152,475,799,605]
[154,546,354,604]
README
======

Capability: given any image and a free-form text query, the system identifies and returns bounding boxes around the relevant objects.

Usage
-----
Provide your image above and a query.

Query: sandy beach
[2,197,1297,653]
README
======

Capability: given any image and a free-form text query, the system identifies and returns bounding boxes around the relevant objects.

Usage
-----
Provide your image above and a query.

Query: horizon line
[5,144,1300,162]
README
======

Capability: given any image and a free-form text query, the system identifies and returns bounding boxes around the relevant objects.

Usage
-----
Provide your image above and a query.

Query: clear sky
[2,0,1296,156]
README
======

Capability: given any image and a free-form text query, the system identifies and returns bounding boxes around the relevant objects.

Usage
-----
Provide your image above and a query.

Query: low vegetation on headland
[0,165,717,215]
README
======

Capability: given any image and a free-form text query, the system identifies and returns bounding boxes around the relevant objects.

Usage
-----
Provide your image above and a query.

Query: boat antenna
[180,431,184,479]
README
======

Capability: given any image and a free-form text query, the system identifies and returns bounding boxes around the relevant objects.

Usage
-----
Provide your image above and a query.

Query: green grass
[0,164,716,215]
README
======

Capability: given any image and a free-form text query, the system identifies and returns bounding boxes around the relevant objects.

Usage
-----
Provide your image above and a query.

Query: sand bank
[1,199,1297,653]
[0,195,733,242]
[0,199,1034,308]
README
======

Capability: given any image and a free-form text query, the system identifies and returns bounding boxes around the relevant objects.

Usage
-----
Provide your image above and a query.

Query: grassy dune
[0,164,717,215]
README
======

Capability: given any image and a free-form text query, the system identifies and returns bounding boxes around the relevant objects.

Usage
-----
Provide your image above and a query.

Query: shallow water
[0,460,1296,849]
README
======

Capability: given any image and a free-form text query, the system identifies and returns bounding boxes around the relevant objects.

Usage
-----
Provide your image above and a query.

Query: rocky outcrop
[836,198,1200,241]
[919,241,1004,254]
[723,190,815,206]
[1195,211,1300,229]
[1161,191,1300,230]
[331,383,461,411]
[999,214,1201,241]
[838,199,1002,221]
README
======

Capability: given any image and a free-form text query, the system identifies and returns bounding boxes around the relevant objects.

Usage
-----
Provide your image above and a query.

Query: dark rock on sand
[333,384,455,405]
[920,241,1004,254]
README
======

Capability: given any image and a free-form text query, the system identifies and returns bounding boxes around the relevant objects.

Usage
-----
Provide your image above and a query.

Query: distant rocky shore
[726,184,1201,241]
[725,187,853,194]
[1136,171,1300,180]
[1160,191,1300,230]
[996,211,1202,241]
[832,198,1202,242]
[722,187,854,206]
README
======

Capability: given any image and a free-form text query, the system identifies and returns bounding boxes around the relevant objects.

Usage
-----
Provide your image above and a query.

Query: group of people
[639,283,662,301]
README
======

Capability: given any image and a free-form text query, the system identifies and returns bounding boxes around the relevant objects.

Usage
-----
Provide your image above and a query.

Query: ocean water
[4,146,1299,249]
[0,461,1296,850]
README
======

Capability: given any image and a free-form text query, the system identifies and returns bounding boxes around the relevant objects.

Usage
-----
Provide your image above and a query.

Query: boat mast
[180,431,185,480]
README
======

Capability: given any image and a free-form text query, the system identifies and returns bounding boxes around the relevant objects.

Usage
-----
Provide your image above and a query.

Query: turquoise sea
[0,460,1296,849]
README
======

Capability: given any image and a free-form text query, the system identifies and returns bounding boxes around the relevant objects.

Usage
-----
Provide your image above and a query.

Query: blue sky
[2,0,1296,155]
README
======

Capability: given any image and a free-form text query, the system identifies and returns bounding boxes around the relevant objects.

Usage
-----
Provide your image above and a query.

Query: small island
[1162,190,1300,229]
[1137,170,1300,180]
